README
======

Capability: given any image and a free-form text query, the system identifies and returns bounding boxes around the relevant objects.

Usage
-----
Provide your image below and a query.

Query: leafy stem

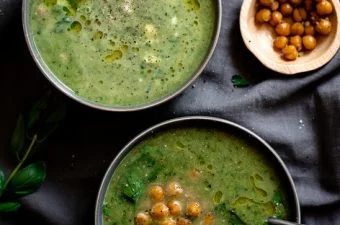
[0,93,66,213]
[1,134,38,197]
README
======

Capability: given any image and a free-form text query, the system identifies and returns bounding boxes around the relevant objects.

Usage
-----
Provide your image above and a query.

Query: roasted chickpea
[290,35,303,51]
[290,0,303,5]
[302,35,317,50]
[161,219,176,225]
[282,45,299,60]
[167,200,182,216]
[149,185,165,202]
[190,168,200,178]
[150,202,169,219]
[280,3,293,16]
[293,8,307,22]
[316,0,333,16]
[177,217,192,225]
[315,18,332,35]
[259,0,274,7]
[275,22,291,36]
[136,212,152,225]
[304,22,315,35]
[186,202,201,217]
[270,11,283,26]
[255,9,272,23]
[291,22,305,35]
[274,36,289,49]
[270,1,280,11]
[166,182,183,196]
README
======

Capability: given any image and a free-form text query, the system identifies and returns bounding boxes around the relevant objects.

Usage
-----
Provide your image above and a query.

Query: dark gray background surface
[0,0,339,224]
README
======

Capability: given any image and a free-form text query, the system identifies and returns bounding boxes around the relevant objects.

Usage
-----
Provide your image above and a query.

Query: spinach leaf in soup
[121,145,164,202]
[214,202,247,225]
[122,173,144,203]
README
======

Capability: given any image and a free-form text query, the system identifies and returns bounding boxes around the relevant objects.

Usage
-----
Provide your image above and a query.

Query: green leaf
[0,202,21,213]
[27,96,66,143]
[214,203,247,225]
[8,162,46,196]
[232,75,250,88]
[274,203,286,219]
[103,205,110,216]
[146,164,161,182]
[10,114,25,155]
[121,146,163,202]
[37,123,59,143]
[272,191,283,205]
[46,101,67,123]
[27,100,47,130]
[135,146,163,181]
[140,145,163,167]
[122,173,144,202]
[229,210,247,225]
[214,203,228,215]
[0,168,5,192]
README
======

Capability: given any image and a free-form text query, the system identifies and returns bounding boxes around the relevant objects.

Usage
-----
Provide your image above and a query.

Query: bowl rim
[94,116,301,225]
[22,0,222,111]
[240,0,340,75]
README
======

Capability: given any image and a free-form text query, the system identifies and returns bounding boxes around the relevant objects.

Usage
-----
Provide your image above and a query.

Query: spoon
[227,209,304,225]
[268,217,305,225]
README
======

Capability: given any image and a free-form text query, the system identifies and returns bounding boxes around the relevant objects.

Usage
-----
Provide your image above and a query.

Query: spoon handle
[268,217,305,225]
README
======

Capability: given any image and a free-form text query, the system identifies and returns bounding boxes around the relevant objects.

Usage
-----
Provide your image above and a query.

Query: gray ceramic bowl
[95,116,301,224]
[22,0,221,112]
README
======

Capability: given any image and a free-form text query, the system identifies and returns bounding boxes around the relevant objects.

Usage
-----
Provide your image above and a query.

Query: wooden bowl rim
[240,0,340,75]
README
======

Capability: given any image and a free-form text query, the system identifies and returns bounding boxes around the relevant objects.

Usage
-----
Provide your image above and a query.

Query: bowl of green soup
[95,116,301,225]
[23,0,221,111]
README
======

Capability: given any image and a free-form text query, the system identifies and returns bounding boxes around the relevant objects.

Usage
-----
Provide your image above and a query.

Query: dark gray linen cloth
[0,0,339,224]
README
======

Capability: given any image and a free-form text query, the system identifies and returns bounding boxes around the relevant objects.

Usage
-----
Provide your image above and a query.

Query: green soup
[103,128,291,225]
[29,0,216,107]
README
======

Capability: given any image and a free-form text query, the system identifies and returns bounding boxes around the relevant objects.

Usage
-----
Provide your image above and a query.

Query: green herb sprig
[232,75,250,88]
[0,93,66,213]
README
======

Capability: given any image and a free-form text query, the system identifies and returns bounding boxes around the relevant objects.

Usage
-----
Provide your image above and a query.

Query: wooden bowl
[240,0,340,75]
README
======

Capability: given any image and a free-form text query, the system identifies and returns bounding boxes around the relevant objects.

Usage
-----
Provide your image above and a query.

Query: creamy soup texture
[29,0,216,107]
[103,128,290,225]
